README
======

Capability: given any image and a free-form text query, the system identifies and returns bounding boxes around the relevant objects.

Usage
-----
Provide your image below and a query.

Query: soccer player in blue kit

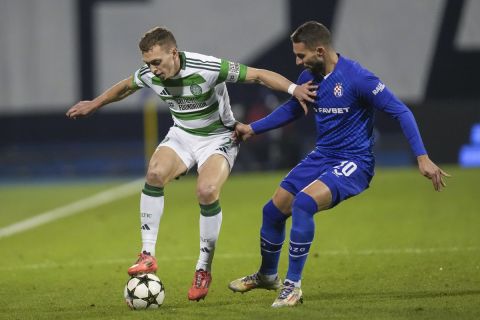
[228,21,450,307]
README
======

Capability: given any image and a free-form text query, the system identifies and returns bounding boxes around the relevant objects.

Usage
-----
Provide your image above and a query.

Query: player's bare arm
[66,76,138,119]
[244,67,317,114]
[417,155,451,192]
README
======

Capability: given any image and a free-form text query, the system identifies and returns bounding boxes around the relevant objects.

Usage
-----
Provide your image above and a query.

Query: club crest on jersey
[333,83,343,97]
[190,84,203,96]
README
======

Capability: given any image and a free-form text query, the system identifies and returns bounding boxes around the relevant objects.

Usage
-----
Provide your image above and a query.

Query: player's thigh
[318,159,373,209]
[279,150,328,204]
[197,153,230,193]
[271,187,295,215]
[146,146,188,186]
[196,132,239,173]
[195,132,238,202]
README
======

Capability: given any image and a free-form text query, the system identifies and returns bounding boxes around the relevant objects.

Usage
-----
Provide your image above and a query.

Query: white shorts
[158,126,239,171]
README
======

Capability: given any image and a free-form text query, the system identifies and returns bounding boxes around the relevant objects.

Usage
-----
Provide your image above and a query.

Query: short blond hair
[139,26,177,52]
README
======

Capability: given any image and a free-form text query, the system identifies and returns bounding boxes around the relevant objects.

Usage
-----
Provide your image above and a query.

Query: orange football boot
[187,269,212,301]
[127,251,158,276]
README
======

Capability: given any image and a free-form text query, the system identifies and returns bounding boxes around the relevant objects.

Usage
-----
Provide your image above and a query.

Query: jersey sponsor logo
[166,99,208,111]
[313,107,350,114]
[372,81,385,95]
[190,84,203,96]
[333,82,343,97]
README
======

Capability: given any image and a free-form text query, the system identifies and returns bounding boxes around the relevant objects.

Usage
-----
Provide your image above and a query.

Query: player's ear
[171,47,178,57]
[315,46,325,57]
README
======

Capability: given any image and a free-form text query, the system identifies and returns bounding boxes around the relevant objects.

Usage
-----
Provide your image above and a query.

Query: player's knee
[271,194,293,215]
[262,201,273,216]
[145,168,169,187]
[292,192,318,215]
[196,183,218,203]
[263,200,289,221]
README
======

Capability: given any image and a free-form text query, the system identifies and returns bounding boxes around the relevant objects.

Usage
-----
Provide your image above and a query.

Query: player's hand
[417,155,451,191]
[232,122,255,143]
[66,101,100,119]
[293,80,317,115]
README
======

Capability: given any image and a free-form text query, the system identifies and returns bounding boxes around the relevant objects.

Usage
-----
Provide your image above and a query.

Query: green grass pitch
[0,167,479,319]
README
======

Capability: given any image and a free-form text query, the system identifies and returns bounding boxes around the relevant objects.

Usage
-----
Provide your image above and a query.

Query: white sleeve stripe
[186,58,220,67]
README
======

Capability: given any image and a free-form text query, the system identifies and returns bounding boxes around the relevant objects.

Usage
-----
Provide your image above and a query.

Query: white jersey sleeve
[132,65,150,88]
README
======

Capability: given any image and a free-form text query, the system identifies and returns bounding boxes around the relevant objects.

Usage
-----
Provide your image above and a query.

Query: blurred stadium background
[1,2,479,319]
[0,0,479,179]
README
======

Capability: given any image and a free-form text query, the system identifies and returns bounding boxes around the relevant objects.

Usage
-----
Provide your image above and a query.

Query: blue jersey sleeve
[355,70,427,156]
[250,98,303,134]
[250,71,311,134]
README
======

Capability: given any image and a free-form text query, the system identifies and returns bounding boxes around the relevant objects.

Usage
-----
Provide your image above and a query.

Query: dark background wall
[1,0,479,180]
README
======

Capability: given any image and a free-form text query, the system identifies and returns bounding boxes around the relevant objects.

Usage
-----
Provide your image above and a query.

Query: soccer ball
[124,273,165,310]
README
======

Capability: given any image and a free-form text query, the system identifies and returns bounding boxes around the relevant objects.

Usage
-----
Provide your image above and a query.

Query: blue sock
[259,200,288,275]
[286,192,318,282]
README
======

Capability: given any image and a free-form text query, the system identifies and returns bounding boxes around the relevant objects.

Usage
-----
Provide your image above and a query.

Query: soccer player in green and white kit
[66,26,316,301]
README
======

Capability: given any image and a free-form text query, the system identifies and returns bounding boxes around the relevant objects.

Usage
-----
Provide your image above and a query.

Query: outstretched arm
[66,76,139,119]
[378,96,450,191]
[244,67,317,114]
[358,73,450,191]
[233,98,304,142]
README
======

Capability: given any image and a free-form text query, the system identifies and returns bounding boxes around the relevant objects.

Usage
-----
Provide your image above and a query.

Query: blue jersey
[251,55,427,161]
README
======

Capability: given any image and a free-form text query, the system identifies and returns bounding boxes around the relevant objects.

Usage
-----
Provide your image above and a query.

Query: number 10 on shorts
[333,161,357,177]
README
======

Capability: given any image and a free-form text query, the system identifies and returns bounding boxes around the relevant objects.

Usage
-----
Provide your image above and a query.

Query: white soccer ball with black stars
[124,273,165,310]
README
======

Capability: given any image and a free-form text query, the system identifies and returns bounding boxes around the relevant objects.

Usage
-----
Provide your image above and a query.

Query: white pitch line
[0,247,477,272]
[0,178,144,239]
[312,246,480,256]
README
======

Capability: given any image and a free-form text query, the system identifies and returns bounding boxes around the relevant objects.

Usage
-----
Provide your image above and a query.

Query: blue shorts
[280,150,375,208]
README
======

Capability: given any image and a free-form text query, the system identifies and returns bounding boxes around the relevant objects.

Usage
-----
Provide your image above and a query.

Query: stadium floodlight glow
[459,123,480,167]
[470,124,480,145]
[459,146,480,167]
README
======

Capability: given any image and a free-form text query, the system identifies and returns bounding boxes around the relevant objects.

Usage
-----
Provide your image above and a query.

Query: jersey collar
[323,54,345,79]
[179,52,186,70]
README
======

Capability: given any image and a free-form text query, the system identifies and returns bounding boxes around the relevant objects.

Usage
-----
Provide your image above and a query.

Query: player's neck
[172,54,182,77]
[324,51,339,75]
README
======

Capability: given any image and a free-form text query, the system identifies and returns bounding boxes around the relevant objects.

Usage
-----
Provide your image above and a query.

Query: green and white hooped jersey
[132,51,247,136]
